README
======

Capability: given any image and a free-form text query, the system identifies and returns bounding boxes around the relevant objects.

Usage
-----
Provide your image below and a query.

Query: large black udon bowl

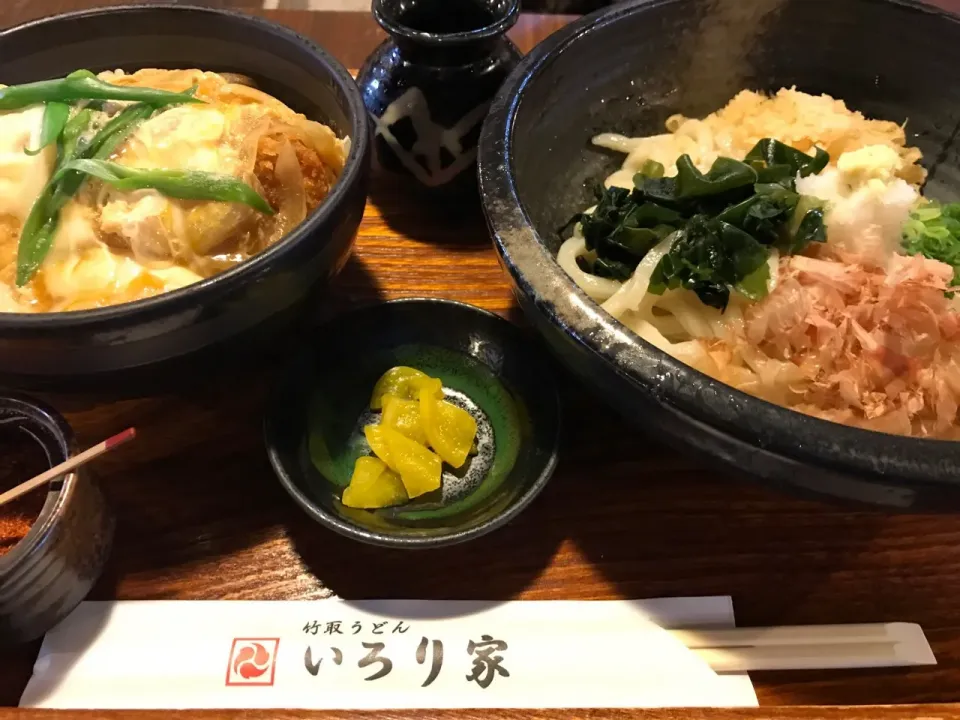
[0,5,370,394]
[479,0,960,509]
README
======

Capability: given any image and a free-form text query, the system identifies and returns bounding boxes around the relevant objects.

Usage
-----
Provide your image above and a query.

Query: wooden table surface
[6,3,960,719]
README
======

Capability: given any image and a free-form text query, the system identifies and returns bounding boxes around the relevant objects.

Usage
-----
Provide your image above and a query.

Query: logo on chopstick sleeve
[225,638,280,686]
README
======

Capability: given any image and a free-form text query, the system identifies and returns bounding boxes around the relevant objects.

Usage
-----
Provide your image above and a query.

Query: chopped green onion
[902,200,960,290]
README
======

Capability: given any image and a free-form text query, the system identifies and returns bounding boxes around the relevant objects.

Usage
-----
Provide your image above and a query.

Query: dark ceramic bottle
[357,0,521,192]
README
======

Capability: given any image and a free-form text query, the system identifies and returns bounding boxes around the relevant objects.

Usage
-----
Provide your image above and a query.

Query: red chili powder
[0,425,52,557]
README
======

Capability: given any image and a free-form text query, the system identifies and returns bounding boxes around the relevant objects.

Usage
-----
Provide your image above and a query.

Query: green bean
[61,108,93,159]
[24,102,70,157]
[15,103,98,284]
[15,192,57,287]
[54,159,275,215]
[49,103,155,214]
[0,71,203,111]
[89,103,156,159]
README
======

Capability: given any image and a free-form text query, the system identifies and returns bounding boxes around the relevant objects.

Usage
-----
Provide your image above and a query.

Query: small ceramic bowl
[264,299,561,548]
[0,395,113,645]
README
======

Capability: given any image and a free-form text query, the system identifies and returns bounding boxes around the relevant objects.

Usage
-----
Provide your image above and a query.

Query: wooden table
[5,3,960,719]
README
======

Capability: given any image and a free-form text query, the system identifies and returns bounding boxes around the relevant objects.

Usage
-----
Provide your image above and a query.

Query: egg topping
[0,69,348,313]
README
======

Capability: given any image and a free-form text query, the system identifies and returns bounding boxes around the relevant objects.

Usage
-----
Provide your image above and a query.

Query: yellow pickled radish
[364,424,394,468]
[419,389,478,468]
[370,366,443,409]
[342,456,408,509]
[380,425,442,498]
[347,456,385,485]
[381,394,428,444]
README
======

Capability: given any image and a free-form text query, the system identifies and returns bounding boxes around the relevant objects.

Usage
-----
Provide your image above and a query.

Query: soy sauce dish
[0,395,113,645]
[0,5,370,393]
[479,0,960,508]
[264,299,561,547]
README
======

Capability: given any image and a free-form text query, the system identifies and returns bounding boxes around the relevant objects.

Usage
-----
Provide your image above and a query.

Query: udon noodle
[0,69,349,313]
[560,88,960,438]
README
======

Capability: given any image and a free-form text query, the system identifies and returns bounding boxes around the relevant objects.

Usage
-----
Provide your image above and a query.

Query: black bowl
[264,299,561,547]
[0,5,370,394]
[479,0,960,509]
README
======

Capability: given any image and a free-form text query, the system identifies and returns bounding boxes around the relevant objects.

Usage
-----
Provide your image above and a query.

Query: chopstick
[672,622,900,648]
[0,427,136,508]
[669,622,936,672]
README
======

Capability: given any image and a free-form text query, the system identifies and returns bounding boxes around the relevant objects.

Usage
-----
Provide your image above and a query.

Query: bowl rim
[263,297,561,549]
[0,3,370,329]
[478,0,960,486]
[0,394,78,574]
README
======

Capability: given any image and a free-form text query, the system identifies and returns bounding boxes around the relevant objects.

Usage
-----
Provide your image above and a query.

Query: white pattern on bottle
[375,87,489,187]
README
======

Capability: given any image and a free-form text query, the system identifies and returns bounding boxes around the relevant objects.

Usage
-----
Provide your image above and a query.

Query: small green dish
[264,298,561,548]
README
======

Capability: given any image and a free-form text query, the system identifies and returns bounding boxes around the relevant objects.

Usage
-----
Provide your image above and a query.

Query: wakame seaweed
[573,138,829,310]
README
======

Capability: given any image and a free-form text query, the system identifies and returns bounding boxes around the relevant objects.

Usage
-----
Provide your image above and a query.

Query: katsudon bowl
[0,5,370,394]
[479,0,960,508]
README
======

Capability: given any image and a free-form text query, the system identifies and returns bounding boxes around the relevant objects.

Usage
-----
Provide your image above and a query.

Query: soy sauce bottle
[357,0,521,194]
